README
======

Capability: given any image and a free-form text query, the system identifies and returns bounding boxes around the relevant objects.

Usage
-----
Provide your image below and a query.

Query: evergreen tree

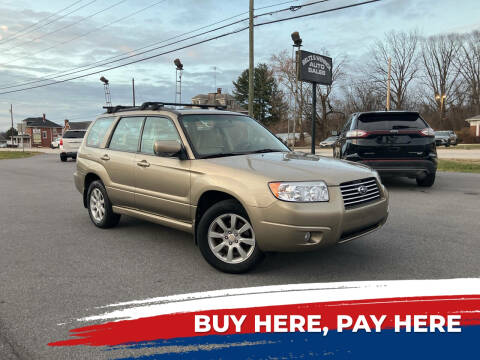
[232,63,286,125]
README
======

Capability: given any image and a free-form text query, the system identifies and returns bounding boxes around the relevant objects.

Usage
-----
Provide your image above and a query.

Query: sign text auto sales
[297,50,333,85]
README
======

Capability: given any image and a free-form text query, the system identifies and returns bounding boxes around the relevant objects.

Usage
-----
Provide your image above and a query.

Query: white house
[466,115,480,137]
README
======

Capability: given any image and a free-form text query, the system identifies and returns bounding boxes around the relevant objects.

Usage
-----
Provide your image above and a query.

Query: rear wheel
[60,154,67,162]
[197,199,264,273]
[87,180,121,228]
[416,172,435,187]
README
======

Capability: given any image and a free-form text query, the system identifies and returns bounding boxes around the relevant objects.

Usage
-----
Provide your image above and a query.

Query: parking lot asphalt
[0,154,479,359]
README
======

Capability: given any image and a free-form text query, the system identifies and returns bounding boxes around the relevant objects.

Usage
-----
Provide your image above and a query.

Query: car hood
[204,151,377,186]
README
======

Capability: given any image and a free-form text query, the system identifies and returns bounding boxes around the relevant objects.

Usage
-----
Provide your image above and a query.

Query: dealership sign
[297,50,333,85]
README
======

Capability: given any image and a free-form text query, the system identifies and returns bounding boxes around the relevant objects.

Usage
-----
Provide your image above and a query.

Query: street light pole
[291,31,302,149]
[9,104,13,147]
[132,78,136,107]
[248,0,254,117]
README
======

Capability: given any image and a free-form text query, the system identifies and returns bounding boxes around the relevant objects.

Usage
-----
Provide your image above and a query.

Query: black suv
[334,111,437,187]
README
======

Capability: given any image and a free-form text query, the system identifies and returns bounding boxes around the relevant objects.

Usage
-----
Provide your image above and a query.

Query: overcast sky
[0,0,479,130]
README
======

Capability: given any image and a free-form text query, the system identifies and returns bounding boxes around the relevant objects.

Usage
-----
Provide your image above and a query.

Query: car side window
[86,118,114,147]
[140,117,181,155]
[109,117,144,152]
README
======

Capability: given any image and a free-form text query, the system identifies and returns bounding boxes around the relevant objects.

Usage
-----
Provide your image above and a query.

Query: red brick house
[23,115,62,148]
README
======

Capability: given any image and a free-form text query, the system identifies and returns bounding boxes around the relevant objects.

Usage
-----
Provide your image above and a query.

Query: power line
[0,0,97,46]
[0,0,305,90]
[2,0,129,54]
[255,0,380,26]
[0,0,379,95]
[1,0,169,67]
[1,0,299,75]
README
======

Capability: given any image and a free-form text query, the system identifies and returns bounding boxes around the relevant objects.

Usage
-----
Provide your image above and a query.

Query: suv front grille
[340,177,381,208]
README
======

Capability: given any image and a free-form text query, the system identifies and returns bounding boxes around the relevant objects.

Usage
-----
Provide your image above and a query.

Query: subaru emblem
[357,185,368,195]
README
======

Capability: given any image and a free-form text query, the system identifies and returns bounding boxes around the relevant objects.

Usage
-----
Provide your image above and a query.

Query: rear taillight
[59,139,63,146]
[346,129,369,139]
[420,128,435,137]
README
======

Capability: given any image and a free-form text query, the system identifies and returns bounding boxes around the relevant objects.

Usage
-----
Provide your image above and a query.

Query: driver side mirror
[153,140,185,158]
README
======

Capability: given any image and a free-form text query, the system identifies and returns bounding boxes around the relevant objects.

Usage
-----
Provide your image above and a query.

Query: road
[0,154,479,359]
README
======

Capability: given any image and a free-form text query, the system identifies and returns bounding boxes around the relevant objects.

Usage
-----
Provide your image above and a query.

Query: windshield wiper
[200,152,247,159]
[246,148,283,154]
[200,149,282,159]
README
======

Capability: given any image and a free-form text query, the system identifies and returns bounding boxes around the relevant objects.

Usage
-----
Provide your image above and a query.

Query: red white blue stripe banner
[49,278,480,359]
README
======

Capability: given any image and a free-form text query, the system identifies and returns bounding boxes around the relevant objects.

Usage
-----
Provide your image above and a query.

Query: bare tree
[367,30,420,110]
[270,50,308,136]
[271,49,345,141]
[457,31,480,115]
[342,79,385,113]
[421,33,464,128]
[311,57,346,140]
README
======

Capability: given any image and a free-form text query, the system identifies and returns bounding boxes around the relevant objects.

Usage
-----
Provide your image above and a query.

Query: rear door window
[86,118,114,147]
[357,113,427,131]
[109,117,144,152]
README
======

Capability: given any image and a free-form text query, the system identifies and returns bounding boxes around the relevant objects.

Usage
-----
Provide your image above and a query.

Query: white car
[60,130,87,162]
[319,136,338,147]
[51,137,62,148]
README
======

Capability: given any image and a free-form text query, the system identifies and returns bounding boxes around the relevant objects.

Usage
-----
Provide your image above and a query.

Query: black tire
[86,180,121,228]
[197,199,264,273]
[60,154,67,162]
[416,172,436,187]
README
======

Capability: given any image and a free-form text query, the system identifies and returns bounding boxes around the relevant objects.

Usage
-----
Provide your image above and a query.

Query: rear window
[63,130,86,139]
[356,113,427,131]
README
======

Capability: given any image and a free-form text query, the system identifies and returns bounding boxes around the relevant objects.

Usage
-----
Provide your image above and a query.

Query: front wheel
[416,172,436,187]
[60,154,67,162]
[87,180,121,228]
[197,200,264,273]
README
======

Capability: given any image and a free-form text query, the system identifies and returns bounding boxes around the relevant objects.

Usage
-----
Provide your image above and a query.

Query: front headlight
[268,181,329,202]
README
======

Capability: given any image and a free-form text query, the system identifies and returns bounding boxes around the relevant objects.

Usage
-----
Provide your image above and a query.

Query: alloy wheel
[90,188,105,223]
[207,213,255,264]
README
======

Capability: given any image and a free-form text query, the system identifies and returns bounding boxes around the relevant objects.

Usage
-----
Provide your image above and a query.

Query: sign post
[297,50,333,154]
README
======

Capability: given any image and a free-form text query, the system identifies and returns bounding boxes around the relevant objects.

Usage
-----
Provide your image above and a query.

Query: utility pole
[213,66,217,91]
[248,0,254,117]
[132,78,136,107]
[9,104,13,147]
[386,57,391,111]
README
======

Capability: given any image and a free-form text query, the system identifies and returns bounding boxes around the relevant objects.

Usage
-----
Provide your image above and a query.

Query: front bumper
[248,185,389,252]
[73,171,84,195]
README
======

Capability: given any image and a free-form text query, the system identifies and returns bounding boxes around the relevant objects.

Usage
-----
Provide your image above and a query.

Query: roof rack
[103,102,227,114]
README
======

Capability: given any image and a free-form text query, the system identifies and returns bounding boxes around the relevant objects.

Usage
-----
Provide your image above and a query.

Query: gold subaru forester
[74,103,389,273]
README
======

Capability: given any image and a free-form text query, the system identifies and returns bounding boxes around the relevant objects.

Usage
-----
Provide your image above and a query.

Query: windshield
[180,114,289,158]
[324,136,337,141]
[357,113,427,131]
[436,131,449,136]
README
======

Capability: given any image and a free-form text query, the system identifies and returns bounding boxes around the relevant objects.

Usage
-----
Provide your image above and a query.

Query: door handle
[100,154,110,161]
[137,160,150,168]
